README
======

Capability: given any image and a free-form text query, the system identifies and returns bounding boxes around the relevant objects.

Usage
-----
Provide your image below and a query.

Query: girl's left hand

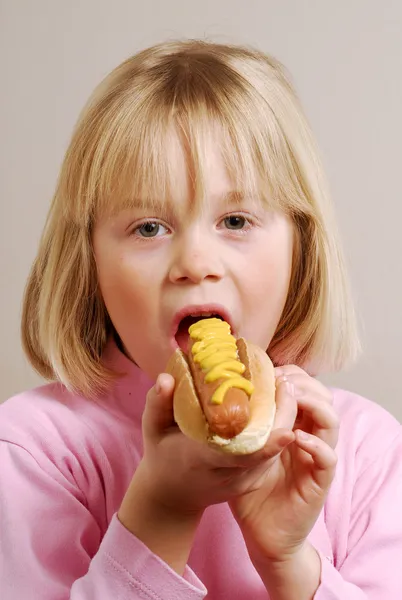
[229,365,339,565]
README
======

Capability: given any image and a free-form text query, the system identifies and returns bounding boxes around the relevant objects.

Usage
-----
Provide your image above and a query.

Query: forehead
[93,120,282,224]
[99,130,235,216]
[161,129,243,210]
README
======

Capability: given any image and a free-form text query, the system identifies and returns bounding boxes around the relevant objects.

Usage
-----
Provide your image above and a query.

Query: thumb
[273,376,298,432]
[142,373,176,441]
[247,379,297,465]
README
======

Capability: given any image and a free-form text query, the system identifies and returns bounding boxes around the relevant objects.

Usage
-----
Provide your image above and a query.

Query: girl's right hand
[120,372,297,519]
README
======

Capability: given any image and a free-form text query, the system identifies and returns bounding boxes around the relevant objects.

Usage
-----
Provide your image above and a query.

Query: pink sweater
[1,340,401,599]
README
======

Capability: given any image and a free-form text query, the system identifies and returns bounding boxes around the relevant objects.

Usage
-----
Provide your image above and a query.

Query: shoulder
[0,384,103,504]
[330,386,402,472]
[0,381,143,469]
[0,379,148,529]
[0,383,101,446]
[1,382,82,437]
[0,382,145,516]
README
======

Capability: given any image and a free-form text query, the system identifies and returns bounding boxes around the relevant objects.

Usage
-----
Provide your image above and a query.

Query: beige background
[1,1,401,420]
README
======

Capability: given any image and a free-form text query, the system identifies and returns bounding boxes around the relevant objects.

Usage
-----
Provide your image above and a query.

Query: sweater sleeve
[0,441,207,600]
[314,430,402,599]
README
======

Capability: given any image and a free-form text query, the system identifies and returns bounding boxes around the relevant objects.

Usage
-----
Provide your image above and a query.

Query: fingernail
[297,430,310,441]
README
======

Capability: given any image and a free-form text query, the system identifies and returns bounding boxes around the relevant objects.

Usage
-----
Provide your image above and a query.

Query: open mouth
[175,313,224,354]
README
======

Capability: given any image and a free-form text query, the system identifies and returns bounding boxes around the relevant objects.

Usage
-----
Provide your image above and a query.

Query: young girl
[1,40,401,600]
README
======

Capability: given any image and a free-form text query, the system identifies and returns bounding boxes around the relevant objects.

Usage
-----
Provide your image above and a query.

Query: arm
[251,543,321,600]
[118,461,203,576]
[0,441,207,600]
[252,430,402,599]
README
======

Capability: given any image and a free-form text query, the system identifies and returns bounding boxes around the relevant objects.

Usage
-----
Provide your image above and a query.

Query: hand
[120,371,297,519]
[229,365,339,566]
[117,370,296,575]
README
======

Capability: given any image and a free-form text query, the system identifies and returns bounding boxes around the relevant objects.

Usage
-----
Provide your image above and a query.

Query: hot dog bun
[166,332,276,455]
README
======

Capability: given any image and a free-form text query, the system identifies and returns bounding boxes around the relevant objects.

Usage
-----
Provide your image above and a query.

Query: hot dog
[166,317,276,455]
[187,318,252,439]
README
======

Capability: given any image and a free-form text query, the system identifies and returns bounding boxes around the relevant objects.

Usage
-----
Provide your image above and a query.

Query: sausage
[187,335,251,439]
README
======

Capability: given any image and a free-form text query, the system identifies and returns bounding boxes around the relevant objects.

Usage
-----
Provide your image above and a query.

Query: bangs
[63,46,310,226]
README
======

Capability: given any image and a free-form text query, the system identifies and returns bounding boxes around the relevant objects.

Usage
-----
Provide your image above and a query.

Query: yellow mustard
[189,318,254,405]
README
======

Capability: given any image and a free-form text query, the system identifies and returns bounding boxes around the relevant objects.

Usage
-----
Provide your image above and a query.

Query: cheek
[238,222,294,324]
[97,254,153,313]
[242,243,292,295]
[244,258,290,312]
[241,258,292,349]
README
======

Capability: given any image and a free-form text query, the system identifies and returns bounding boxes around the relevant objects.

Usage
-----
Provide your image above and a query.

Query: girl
[1,40,401,600]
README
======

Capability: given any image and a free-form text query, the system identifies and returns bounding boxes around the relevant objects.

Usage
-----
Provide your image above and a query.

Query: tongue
[175,316,208,353]
[175,326,190,353]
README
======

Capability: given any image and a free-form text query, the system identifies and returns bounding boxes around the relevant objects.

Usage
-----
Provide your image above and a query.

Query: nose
[168,233,225,284]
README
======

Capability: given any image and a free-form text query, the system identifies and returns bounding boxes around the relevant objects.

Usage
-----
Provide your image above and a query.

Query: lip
[170,303,236,350]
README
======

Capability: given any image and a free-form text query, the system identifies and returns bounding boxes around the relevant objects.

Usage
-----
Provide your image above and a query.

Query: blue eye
[223,215,248,230]
[134,221,168,238]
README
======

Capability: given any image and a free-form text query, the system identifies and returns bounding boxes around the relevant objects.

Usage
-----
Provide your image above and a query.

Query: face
[92,132,294,380]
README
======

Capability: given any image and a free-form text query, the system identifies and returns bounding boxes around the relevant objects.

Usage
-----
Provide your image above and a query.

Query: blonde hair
[22,39,361,397]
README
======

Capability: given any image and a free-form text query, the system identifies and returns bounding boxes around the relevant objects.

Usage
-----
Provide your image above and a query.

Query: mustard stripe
[189,318,254,405]
[205,361,245,383]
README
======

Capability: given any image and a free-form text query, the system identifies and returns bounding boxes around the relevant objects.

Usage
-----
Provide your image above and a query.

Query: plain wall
[1,1,401,420]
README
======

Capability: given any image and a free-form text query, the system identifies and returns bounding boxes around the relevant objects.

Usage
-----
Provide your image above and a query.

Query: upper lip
[170,304,236,339]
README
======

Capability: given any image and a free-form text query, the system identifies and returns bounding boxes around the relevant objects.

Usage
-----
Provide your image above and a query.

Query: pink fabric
[1,339,401,599]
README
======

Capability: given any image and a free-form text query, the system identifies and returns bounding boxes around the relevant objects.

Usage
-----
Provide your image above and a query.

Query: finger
[233,427,295,468]
[231,379,297,468]
[142,373,176,441]
[295,394,339,449]
[275,372,334,444]
[198,378,298,471]
[276,372,334,406]
[260,428,295,461]
[295,430,338,489]
[275,364,308,378]
[213,429,295,474]
[272,378,298,431]
[206,374,300,470]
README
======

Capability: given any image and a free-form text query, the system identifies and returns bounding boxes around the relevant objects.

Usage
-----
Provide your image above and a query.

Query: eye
[222,215,250,231]
[133,221,169,238]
